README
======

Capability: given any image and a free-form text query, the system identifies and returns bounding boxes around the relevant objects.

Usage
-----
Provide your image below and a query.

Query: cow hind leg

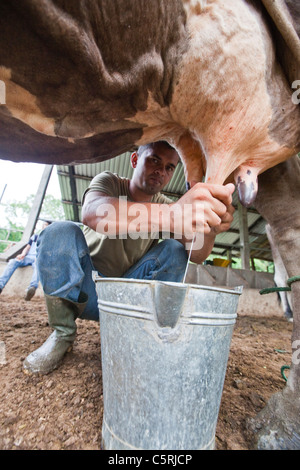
[279,290,293,322]
[248,385,300,449]
[249,157,300,449]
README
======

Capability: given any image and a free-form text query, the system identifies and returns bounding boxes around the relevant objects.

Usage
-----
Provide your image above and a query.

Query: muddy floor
[0,294,293,451]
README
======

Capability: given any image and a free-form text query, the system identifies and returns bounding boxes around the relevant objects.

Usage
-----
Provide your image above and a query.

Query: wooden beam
[0,165,53,261]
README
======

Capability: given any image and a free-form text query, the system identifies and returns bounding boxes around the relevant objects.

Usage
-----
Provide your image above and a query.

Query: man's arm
[82,192,162,236]
[16,244,31,260]
[82,182,235,243]
[169,182,235,263]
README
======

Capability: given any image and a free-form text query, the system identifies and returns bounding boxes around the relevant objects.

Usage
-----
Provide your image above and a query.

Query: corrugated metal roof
[56,151,272,263]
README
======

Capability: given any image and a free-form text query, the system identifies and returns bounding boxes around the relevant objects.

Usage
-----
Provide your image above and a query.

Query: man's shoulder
[28,233,38,244]
[91,171,129,185]
[153,192,173,204]
[91,170,116,182]
[82,171,130,204]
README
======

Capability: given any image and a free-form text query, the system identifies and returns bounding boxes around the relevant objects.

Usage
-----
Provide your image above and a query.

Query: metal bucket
[96,278,242,450]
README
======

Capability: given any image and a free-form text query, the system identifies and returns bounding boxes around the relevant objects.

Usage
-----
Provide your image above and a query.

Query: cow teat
[234,165,259,208]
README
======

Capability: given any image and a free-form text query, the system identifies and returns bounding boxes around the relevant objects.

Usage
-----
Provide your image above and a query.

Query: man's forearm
[82,195,168,236]
[82,182,234,243]
[21,245,30,256]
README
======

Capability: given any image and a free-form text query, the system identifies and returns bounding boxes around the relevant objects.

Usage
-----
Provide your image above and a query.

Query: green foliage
[2,194,64,229]
[0,194,65,253]
[0,227,23,253]
[39,194,65,222]
[231,256,274,272]
[205,255,274,273]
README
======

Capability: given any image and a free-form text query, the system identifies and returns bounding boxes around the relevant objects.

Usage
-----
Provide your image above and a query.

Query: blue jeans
[0,255,39,290]
[36,221,188,321]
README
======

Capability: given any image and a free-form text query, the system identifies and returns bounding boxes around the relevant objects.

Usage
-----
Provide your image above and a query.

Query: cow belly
[0,110,146,165]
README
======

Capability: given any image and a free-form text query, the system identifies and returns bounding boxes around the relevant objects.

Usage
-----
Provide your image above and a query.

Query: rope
[274,351,291,382]
[259,277,300,382]
[287,275,300,286]
[281,365,290,382]
[260,275,300,295]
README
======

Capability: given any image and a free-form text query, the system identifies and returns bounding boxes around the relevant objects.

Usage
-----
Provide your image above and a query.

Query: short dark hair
[40,219,52,225]
[137,141,179,159]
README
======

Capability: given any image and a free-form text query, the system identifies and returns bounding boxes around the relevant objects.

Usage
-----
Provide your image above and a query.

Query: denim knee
[8,259,18,267]
[150,239,187,282]
[37,221,89,259]
[36,221,94,300]
[162,239,188,266]
[39,221,81,242]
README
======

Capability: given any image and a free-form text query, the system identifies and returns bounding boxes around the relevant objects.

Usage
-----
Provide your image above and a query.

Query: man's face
[131,143,179,195]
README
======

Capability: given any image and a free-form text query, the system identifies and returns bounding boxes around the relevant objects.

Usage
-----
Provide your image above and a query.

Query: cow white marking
[0,67,56,136]
[128,93,184,145]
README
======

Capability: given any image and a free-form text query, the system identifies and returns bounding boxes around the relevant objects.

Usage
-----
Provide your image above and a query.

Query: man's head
[130,141,180,198]
[41,220,52,230]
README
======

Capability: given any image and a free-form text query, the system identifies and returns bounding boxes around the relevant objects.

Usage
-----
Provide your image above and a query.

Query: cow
[266,223,293,322]
[0,0,299,449]
[250,155,300,450]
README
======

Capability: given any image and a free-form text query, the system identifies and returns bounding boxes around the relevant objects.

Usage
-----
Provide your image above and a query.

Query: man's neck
[128,180,154,203]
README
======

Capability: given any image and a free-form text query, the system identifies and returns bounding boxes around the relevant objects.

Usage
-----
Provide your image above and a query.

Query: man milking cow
[1,0,299,450]
[23,141,235,375]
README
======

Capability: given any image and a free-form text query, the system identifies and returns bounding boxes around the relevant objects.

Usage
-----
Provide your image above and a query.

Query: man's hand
[16,244,31,261]
[170,182,235,238]
[82,182,235,243]
[171,182,235,264]
[211,202,235,235]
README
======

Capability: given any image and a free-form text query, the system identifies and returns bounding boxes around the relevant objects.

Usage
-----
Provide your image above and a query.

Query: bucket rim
[95,276,243,295]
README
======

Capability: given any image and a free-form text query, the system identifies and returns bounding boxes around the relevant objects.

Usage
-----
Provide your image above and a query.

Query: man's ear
[131,152,138,169]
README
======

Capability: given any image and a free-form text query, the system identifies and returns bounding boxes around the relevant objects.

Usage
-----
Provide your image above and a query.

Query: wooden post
[238,201,250,270]
[68,166,80,222]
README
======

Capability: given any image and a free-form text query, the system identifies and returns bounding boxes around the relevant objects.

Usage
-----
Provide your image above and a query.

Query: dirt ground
[0,294,293,451]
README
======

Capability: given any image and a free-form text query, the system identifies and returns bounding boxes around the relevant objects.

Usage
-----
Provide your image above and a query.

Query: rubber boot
[23,293,88,375]
[25,286,36,301]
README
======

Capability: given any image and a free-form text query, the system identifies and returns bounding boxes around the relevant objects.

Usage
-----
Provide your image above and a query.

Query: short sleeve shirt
[82,171,172,277]
[27,234,38,257]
